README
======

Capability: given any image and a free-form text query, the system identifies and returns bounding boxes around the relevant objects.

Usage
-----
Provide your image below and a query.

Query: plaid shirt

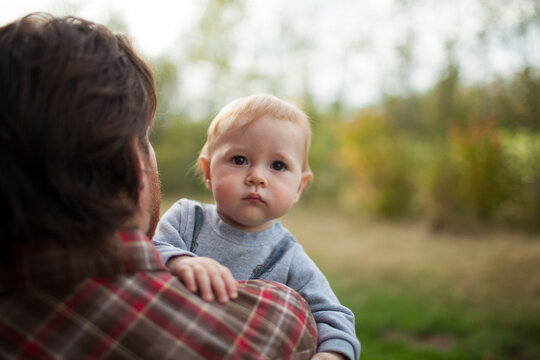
[0,231,317,359]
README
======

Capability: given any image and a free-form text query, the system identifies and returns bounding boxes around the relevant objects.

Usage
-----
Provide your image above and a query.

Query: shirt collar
[0,231,165,293]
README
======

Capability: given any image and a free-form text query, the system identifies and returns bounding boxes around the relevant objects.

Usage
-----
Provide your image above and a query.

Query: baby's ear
[295,171,313,202]
[199,156,212,190]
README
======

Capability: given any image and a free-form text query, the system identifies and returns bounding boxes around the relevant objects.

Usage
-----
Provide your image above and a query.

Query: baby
[153,94,360,360]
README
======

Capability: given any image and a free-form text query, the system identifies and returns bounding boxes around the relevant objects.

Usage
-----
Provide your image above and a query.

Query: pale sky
[2,0,537,111]
[0,0,198,56]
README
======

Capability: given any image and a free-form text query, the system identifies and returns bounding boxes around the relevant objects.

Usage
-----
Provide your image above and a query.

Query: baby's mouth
[243,192,265,204]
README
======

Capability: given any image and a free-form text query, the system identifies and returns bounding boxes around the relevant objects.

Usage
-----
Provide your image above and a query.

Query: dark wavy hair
[0,13,157,259]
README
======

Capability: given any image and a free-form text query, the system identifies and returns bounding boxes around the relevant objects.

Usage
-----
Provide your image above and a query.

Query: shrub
[424,119,513,229]
[340,111,415,218]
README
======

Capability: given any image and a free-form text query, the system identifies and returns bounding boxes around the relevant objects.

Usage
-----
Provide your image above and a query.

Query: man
[0,13,317,359]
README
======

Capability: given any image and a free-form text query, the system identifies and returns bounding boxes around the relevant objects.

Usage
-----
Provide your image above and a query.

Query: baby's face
[202,115,311,232]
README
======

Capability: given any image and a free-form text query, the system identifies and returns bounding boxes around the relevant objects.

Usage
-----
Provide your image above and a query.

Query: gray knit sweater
[153,198,360,360]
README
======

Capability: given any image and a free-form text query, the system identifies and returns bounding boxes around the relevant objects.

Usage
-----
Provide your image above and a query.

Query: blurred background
[3,1,540,359]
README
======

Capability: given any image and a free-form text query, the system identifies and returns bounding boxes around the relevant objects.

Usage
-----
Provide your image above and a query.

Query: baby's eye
[271,161,286,171]
[231,156,247,165]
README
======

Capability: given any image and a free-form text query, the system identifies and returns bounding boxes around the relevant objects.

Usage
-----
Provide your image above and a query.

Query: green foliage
[340,111,415,217]
[501,131,540,229]
[303,98,347,201]
[487,67,540,131]
[152,118,208,197]
[333,63,539,230]
[421,141,463,229]
[450,121,510,219]
[152,56,180,126]
[423,120,514,228]
[188,0,245,71]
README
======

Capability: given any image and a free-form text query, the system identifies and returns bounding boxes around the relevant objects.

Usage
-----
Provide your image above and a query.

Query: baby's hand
[167,255,238,303]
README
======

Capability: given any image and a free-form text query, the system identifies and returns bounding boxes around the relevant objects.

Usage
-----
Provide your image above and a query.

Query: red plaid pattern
[0,231,317,359]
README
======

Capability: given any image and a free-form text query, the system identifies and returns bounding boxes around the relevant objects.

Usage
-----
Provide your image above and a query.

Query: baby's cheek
[271,187,298,214]
[213,180,238,203]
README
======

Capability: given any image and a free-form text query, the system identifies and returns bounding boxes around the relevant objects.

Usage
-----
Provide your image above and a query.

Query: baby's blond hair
[200,94,312,172]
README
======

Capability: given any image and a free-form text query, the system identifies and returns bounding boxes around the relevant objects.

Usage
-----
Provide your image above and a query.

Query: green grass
[280,202,540,360]
[331,275,540,360]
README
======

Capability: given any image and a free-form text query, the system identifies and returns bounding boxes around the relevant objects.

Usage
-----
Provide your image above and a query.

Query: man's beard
[146,162,161,239]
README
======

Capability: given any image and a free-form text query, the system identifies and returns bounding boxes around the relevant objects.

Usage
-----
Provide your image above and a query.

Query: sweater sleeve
[287,245,360,360]
[152,199,197,265]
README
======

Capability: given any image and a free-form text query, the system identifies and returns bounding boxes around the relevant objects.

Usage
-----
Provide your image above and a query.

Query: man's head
[199,94,313,232]
[0,13,160,255]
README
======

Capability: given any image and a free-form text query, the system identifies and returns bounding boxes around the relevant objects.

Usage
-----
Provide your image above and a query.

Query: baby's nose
[245,171,267,187]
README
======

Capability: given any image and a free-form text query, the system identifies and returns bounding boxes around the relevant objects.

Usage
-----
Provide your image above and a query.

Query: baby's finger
[194,269,213,302]
[222,269,238,299]
[210,273,229,304]
[178,266,197,293]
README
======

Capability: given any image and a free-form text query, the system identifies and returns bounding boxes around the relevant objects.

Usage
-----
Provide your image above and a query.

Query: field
[281,203,540,360]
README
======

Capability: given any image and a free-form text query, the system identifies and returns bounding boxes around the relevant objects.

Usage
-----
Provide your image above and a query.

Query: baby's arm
[167,255,238,303]
[152,200,194,263]
[287,245,360,360]
[153,199,238,303]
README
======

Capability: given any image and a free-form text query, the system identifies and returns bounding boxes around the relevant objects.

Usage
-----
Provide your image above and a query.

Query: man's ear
[294,171,313,203]
[199,156,212,191]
